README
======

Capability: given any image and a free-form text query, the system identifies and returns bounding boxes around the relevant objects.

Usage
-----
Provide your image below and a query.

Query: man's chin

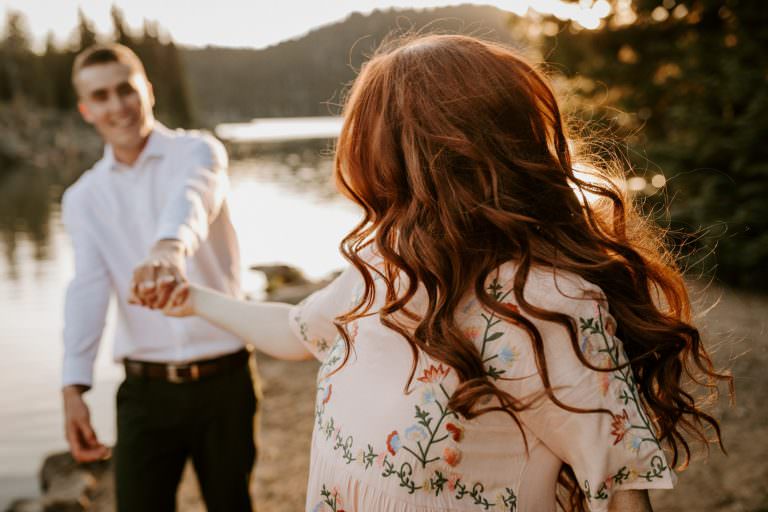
[108,131,146,150]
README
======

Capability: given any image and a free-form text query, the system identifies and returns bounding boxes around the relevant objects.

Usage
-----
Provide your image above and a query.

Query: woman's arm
[609,490,653,512]
[165,283,314,361]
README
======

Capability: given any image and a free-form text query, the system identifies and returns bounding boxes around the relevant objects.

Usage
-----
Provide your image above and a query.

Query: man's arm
[61,189,111,462]
[130,136,229,308]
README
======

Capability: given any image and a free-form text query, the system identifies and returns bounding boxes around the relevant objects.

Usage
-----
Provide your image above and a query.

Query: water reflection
[0,168,56,278]
[0,139,342,279]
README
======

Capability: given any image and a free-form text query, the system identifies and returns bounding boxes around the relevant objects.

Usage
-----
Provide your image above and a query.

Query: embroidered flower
[405,424,429,443]
[421,478,433,493]
[626,434,643,454]
[321,384,333,405]
[443,446,462,467]
[375,451,387,467]
[610,409,631,445]
[420,386,437,405]
[604,315,617,337]
[386,431,402,455]
[447,472,462,491]
[417,363,450,384]
[331,486,343,508]
[462,326,481,339]
[445,422,464,442]
[497,344,519,366]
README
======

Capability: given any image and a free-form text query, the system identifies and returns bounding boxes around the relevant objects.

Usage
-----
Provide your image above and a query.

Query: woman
[153,35,732,511]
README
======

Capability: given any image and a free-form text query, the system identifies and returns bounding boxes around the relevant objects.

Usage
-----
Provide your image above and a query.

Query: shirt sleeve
[481,279,677,510]
[61,188,112,388]
[287,264,362,361]
[154,135,229,254]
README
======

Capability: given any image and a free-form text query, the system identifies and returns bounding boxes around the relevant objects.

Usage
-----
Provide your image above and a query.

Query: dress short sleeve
[288,264,362,361]
[477,268,677,510]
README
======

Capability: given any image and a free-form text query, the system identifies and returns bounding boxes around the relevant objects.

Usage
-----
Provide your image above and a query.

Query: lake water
[0,121,358,505]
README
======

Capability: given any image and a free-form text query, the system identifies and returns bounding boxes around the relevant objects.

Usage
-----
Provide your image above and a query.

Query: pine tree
[76,8,97,50]
[541,0,768,288]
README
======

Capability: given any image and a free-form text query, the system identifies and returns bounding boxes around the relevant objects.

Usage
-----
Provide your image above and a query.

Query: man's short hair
[72,43,147,93]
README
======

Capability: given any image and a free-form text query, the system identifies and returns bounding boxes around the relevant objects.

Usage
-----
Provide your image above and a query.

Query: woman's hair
[332,33,733,510]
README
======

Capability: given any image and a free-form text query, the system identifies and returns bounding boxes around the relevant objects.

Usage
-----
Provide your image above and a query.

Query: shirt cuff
[62,356,95,388]
[154,223,198,254]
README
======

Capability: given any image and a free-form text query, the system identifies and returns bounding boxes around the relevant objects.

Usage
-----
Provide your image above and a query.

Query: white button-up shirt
[61,123,245,387]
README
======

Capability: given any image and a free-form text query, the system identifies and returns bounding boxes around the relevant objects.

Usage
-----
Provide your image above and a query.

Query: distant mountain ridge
[180,4,519,125]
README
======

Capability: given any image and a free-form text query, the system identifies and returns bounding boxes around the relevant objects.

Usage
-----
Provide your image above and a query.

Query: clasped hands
[127,239,192,316]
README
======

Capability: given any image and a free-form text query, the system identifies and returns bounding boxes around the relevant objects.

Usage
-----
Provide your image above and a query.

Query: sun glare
[496,0,615,30]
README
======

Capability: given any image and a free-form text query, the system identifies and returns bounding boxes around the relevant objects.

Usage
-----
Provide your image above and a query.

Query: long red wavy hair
[332,33,733,510]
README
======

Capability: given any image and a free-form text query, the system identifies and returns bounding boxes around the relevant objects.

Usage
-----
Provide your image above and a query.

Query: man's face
[75,61,154,154]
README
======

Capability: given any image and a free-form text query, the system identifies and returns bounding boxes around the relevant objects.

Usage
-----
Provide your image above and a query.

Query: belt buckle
[167,363,200,383]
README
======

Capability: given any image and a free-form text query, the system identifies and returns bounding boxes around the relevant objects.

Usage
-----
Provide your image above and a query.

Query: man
[61,43,259,511]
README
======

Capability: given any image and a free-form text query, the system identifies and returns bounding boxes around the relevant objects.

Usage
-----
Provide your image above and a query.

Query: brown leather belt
[123,348,250,383]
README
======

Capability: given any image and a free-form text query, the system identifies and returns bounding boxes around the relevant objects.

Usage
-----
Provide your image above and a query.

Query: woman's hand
[163,282,195,317]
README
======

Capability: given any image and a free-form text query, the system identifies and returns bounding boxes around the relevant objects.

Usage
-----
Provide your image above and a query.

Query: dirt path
[175,282,766,511]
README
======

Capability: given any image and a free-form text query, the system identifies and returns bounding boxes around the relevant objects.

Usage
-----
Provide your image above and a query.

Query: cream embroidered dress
[288,250,677,512]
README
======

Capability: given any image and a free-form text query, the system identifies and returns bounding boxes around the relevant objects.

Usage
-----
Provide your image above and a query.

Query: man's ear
[146,80,155,108]
[78,102,94,124]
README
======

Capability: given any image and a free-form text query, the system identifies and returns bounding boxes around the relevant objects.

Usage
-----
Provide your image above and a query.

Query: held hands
[128,239,187,310]
[128,239,195,317]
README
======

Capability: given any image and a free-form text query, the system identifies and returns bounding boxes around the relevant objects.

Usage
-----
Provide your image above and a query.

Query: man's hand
[128,239,186,309]
[62,385,110,463]
[163,282,195,318]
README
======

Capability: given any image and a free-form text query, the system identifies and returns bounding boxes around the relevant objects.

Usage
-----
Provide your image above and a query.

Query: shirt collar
[104,122,171,172]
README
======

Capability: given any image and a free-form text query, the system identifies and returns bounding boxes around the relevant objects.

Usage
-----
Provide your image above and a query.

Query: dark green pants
[114,355,260,512]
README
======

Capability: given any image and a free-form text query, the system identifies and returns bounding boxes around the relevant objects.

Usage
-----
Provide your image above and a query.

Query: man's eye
[91,91,108,102]
[117,84,136,96]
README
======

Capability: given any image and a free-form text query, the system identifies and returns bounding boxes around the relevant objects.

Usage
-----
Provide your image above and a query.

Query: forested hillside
[181,5,519,123]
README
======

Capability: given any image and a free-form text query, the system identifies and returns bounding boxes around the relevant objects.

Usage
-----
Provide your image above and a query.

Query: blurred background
[0,0,765,510]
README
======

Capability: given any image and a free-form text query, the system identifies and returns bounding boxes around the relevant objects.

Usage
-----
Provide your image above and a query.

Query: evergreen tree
[540,0,768,288]
[0,11,33,101]
[76,8,97,50]
[111,4,133,45]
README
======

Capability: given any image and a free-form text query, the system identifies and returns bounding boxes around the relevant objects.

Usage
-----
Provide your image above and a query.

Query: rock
[249,264,311,292]
[249,264,341,304]
[4,499,43,512]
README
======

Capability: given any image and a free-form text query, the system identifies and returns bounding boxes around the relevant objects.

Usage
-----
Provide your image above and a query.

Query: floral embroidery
[610,408,631,445]
[479,280,516,380]
[317,484,346,512]
[443,446,462,466]
[445,422,464,442]
[386,431,402,456]
[405,424,429,443]
[314,367,518,510]
[579,304,661,451]
[577,302,669,502]
[417,363,450,384]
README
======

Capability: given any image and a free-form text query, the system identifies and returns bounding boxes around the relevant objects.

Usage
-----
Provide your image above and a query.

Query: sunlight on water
[216,116,344,143]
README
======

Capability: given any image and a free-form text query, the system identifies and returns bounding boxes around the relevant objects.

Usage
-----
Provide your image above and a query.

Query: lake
[0,118,357,505]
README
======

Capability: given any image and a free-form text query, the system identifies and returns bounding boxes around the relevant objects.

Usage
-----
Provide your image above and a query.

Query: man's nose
[106,92,129,114]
